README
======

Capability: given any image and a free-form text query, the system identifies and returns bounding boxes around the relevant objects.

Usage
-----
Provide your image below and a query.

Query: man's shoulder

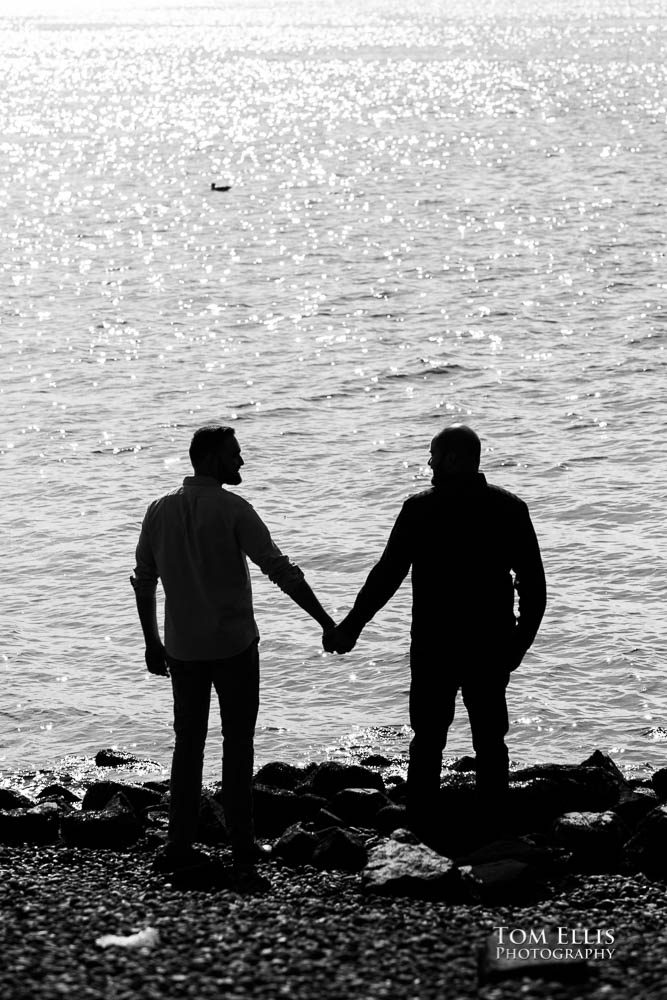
[202,488,260,523]
[221,489,256,515]
[400,488,439,515]
[403,487,436,507]
[143,485,258,525]
[405,480,528,514]
[150,484,252,505]
[145,486,184,511]
[484,481,528,513]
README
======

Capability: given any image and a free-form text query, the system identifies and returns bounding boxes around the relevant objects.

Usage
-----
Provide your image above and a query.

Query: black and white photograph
[2,0,666,997]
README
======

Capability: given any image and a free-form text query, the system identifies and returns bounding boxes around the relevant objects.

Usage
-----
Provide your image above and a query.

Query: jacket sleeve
[513,502,547,651]
[347,502,414,628]
[236,503,305,596]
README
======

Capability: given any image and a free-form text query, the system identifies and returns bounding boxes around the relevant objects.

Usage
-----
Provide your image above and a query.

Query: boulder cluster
[1,749,667,902]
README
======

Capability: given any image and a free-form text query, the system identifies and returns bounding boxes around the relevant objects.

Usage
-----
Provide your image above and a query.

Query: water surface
[2,0,666,784]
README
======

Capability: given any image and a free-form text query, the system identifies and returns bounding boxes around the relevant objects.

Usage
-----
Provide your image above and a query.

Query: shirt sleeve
[236,503,305,596]
[513,502,547,650]
[130,507,159,597]
[348,501,414,627]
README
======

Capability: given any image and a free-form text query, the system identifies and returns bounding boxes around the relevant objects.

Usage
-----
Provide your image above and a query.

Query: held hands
[145,639,169,677]
[322,615,362,655]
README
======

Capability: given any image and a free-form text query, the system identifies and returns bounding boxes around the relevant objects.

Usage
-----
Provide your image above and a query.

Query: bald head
[429,424,481,481]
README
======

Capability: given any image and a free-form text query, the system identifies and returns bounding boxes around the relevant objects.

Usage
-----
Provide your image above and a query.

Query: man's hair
[189,425,236,469]
[434,424,481,469]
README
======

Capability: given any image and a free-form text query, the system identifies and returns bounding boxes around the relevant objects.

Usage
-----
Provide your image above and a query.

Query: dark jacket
[348,473,546,653]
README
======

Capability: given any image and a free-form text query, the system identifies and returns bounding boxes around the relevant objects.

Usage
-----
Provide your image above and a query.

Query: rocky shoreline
[2,749,667,998]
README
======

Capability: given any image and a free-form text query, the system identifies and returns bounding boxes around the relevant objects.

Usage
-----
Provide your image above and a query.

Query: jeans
[407,643,510,818]
[167,640,259,852]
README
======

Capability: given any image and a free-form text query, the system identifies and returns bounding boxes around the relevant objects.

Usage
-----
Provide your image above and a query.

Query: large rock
[386,780,407,805]
[61,793,142,849]
[390,827,420,845]
[329,787,389,827]
[32,798,76,817]
[37,784,81,805]
[460,859,533,902]
[143,779,170,795]
[144,807,169,834]
[311,808,345,831]
[375,804,408,835]
[362,838,460,901]
[94,748,159,769]
[579,750,627,790]
[438,771,477,801]
[0,789,35,810]
[625,805,667,876]
[312,828,368,872]
[253,761,304,791]
[650,767,667,800]
[455,836,562,872]
[293,793,330,823]
[82,781,162,814]
[0,806,60,845]
[299,761,384,799]
[359,754,392,768]
[511,760,623,813]
[506,761,622,835]
[450,755,477,773]
[612,786,659,829]
[252,785,302,836]
[272,823,319,866]
[552,811,626,871]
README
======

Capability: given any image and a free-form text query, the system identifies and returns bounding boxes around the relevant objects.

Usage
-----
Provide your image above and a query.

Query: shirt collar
[183,475,222,489]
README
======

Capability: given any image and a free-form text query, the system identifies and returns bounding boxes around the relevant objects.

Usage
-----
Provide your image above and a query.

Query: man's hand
[322,617,362,654]
[322,627,338,653]
[145,640,169,677]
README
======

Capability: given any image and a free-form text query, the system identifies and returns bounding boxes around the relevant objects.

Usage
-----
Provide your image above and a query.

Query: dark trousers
[167,640,259,852]
[407,644,510,817]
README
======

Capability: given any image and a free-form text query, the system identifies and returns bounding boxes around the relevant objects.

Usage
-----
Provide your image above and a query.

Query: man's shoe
[154,843,211,873]
[232,842,273,867]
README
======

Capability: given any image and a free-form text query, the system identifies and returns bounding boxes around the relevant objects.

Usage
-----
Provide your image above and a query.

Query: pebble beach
[3,844,667,1000]
[3,749,667,1000]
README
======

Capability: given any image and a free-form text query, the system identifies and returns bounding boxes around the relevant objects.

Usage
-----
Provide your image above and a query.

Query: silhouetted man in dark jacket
[324,425,546,822]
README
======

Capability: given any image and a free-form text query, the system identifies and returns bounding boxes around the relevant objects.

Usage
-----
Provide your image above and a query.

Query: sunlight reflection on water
[2,0,667,783]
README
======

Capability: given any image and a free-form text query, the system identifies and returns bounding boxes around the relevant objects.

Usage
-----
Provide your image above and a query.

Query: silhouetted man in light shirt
[132,425,334,869]
[325,425,546,828]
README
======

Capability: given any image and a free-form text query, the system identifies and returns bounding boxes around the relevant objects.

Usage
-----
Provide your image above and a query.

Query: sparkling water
[2,0,666,784]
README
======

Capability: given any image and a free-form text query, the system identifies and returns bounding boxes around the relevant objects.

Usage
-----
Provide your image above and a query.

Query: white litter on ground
[95,927,160,950]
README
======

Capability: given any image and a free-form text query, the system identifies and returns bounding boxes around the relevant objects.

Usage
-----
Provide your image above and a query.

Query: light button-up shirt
[131,476,304,661]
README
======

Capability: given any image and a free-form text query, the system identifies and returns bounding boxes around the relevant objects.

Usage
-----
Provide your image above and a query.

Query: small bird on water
[211,183,232,192]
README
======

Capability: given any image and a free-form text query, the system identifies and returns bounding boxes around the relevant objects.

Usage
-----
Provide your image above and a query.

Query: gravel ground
[2,845,667,1000]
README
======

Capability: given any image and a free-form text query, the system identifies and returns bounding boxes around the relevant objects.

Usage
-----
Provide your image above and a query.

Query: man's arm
[510,502,547,669]
[324,503,413,654]
[285,580,335,633]
[130,513,169,677]
[237,504,335,634]
[132,587,169,676]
